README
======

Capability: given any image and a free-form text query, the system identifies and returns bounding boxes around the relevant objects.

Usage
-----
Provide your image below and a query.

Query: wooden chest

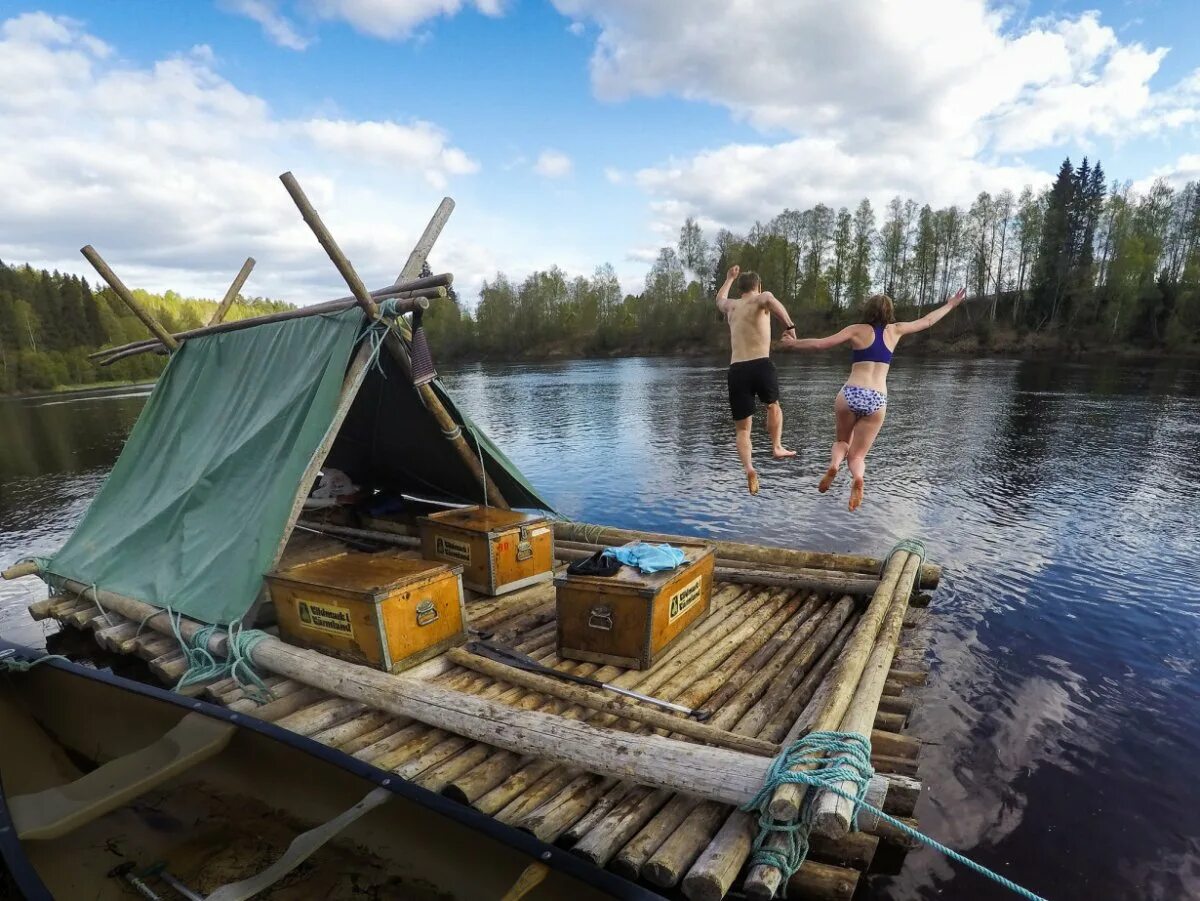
[266,551,465,673]
[556,543,715,669]
[418,506,554,596]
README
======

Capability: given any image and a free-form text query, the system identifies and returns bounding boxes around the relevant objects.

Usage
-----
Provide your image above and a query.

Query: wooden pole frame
[80,245,179,351]
[208,257,256,326]
[279,171,379,320]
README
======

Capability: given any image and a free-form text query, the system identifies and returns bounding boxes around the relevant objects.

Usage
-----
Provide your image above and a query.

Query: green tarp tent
[46,308,551,626]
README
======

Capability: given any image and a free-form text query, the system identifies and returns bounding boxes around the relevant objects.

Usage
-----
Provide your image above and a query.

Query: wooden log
[148,650,187,683]
[3,561,41,580]
[877,695,916,716]
[87,611,126,632]
[555,544,878,596]
[95,622,137,653]
[864,815,922,850]
[571,786,671,866]
[562,782,634,847]
[552,521,941,589]
[881,679,904,696]
[872,755,920,777]
[133,635,175,661]
[27,596,60,621]
[445,586,763,805]
[808,831,879,870]
[232,686,328,720]
[871,730,920,760]
[446,647,778,756]
[887,668,928,686]
[612,795,701,879]
[742,551,920,899]
[60,578,787,805]
[810,554,921,839]
[49,597,89,619]
[94,288,443,365]
[311,710,392,748]
[787,861,859,901]
[500,590,804,836]
[209,257,256,325]
[637,600,857,890]
[874,710,906,732]
[65,607,103,629]
[280,171,378,320]
[274,698,365,736]
[80,245,179,350]
[398,197,455,285]
[881,774,921,817]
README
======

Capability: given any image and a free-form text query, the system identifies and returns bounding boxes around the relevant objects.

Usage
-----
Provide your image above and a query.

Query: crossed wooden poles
[80,171,507,508]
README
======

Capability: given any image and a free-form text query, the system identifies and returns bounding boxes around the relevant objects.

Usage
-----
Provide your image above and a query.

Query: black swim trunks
[727,357,779,421]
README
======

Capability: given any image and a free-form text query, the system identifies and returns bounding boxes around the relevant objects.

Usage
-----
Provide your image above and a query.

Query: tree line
[0,261,288,394]
[424,158,1200,359]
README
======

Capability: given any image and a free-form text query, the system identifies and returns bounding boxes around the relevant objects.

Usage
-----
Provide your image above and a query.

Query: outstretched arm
[716,264,739,314]
[778,326,859,352]
[894,287,967,336]
[761,292,797,340]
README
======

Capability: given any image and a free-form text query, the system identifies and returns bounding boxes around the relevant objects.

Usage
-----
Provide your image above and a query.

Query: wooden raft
[27,533,935,901]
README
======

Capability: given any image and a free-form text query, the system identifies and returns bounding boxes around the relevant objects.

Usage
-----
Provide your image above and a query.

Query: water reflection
[2,359,1199,900]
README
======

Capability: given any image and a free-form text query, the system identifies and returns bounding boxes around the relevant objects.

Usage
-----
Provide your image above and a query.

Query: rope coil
[745,730,1047,900]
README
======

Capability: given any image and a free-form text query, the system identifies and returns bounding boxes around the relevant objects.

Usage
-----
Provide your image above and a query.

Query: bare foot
[747,470,760,495]
[848,477,864,511]
[818,465,839,493]
[772,447,797,459]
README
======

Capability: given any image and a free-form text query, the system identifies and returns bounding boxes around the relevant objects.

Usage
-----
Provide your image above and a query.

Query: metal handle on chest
[587,605,613,631]
[516,525,533,562]
[415,600,439,627]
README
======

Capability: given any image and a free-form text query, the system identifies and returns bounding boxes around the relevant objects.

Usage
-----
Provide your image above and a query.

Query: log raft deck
[13,520,938,901]
[6,175,941,899]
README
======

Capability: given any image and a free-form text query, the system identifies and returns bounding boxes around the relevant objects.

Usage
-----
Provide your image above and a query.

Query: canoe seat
[8,712,235,841]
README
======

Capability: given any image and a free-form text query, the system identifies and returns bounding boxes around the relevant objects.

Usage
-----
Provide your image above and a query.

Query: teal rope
[167,610,273,702]
[744,731,1046,901]
[0,648,72,673]
[884,537,927,574]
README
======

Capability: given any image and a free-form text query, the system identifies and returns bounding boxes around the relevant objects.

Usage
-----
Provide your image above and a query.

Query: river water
[1,356,1198,900]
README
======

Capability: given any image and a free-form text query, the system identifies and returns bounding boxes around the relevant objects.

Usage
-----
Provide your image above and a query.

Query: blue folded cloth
[602,542,687,574]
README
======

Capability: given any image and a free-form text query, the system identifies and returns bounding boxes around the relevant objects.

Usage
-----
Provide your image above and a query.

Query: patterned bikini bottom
[841,384,888,418]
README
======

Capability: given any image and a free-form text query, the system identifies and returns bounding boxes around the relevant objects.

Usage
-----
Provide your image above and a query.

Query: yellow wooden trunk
[418,506,554,596]
[555,542,715,669]
[266,551,465,673]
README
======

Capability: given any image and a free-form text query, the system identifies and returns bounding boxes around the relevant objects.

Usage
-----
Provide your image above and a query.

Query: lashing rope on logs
[0,648,72,673]
[743,730,1047,900]
[167,610,274,702]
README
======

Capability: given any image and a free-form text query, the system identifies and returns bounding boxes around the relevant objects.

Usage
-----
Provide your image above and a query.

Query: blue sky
[1,0,1197,305]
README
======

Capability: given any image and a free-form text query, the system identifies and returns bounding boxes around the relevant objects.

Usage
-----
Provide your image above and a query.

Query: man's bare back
[715,265,798,493]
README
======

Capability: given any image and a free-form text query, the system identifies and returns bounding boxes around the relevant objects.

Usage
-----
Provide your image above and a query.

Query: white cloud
[219,0,311,50]
[223,0,509,46]
[567,21,584,36]
[1133,153,1200,193]
[0,12,498,304]
[303,119,480,187]
[555,1,1200,233]
[603,166,624,184]
[534,149,573,178]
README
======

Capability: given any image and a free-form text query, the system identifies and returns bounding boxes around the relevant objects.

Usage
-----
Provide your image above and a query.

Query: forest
[2,158,1198,393]
[0,263,288,394]
[424,158,1200,360]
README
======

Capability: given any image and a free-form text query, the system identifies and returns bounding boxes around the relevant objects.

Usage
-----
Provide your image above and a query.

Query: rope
[167,610,274,702]
[744,731,1046,901]
[0,648,72,673]
[883,537,927,575]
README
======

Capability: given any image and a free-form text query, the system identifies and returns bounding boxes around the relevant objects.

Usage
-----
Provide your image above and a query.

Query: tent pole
[91,287,444,364]
[80,246,180,351]
[208,257,256,326]
[392,197,511,509]
[279,171,380,320]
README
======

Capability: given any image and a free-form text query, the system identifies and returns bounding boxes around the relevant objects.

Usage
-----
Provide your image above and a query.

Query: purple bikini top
[851,325,893,365]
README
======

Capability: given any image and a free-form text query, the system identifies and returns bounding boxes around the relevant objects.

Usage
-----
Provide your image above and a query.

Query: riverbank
[1,380,155,401]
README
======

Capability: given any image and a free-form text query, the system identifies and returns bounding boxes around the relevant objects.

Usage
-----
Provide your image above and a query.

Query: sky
[0,0,1198,307]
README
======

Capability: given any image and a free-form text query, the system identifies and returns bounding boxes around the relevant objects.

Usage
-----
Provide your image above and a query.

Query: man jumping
[716,265,797,494]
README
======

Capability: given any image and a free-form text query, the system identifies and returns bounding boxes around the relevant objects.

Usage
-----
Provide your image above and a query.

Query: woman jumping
[779,287,966,510]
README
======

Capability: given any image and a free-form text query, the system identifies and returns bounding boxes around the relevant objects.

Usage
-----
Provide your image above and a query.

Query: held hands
[947,286,967,308]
